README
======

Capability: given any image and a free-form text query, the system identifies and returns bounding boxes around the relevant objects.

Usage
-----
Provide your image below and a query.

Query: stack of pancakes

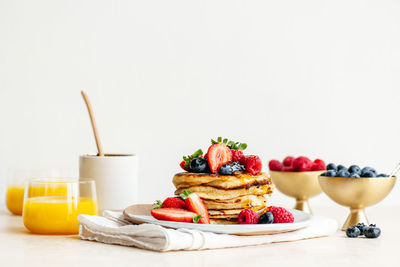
[173,172,274,224]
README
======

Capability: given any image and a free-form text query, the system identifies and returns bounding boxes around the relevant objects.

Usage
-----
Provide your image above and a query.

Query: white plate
[123,204,312,236]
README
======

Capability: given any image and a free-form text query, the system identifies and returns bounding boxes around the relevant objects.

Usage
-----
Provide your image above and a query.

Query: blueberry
[219,164,234,175]
[320,172,327,176]
[337,165,347,172]
[348,165,361,174]
[361,167,376,175]
[377,173,389,177]
[190,158,209,173]
[350,173,360,178]
[325,170,337,177]
[361,171,376,178]
[326,163,337,171]
[355,223,367,235]
[259,212,274,224]
[364,226,381,238]
[337,170,350,177]
[346,226,361,238]
[230,162,245,172]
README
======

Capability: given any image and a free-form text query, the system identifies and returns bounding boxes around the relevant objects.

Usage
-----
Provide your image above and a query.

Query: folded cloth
[78,211,338,252]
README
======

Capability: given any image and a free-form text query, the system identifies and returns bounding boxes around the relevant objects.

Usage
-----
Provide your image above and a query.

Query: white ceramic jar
[79,154,138,211]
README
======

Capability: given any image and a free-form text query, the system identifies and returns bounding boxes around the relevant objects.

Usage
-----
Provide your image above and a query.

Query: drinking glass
[6,169,71,215]
[23,178,98,234]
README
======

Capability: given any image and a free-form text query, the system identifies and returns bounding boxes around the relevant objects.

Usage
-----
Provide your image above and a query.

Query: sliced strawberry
[150,208,201,223]
[180,161,190,171]
[206,143,232,173]
[180,190,210,224]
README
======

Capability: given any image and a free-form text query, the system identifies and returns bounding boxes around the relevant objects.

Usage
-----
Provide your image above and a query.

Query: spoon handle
[388,162,400,178]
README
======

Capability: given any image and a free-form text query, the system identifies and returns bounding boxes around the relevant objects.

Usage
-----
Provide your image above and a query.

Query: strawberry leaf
[182,149,203,167]
[153,200,162,209]
[192,214,202,223]
[211,137,247,151]
[179,189,192,200]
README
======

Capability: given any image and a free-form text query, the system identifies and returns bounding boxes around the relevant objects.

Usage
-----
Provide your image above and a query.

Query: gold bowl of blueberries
[318,163,396,231]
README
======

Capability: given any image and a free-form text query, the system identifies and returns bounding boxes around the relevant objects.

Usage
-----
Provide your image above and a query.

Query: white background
[0,0,399,209]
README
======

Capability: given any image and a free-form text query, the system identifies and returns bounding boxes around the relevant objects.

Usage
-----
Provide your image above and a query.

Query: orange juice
[23,196,98,234]
[6,186,25,215]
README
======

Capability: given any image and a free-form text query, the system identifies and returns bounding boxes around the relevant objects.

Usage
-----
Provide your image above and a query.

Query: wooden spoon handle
[81,90,104,156]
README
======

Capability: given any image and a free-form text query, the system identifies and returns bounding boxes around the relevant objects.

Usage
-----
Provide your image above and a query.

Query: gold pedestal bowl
[269,171,324,214]
[318,176,396,230]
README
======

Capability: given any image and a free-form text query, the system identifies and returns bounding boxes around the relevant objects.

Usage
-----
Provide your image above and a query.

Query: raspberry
[238,209,260,224]
[268,206,294,223]
[282,166,294,172]
[282,156,295,167]
[243,155,262,175]
[231,149,244,163]
[292,156,313,172]
[268,160,283,171]
[161,197,186,209]
[180,161,190,171]
[311,159,326,171]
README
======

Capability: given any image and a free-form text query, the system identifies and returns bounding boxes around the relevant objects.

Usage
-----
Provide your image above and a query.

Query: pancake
[173,172,271,190]
[210,219,237,225]
[175,184,274,200]
[208,205,267,219]
[203,195,268,210]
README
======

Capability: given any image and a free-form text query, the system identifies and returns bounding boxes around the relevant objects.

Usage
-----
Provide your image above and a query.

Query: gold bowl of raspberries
[268,156,326,214]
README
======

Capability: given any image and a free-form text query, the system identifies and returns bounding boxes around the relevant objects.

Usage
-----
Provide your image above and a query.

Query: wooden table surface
[0,205,397,267]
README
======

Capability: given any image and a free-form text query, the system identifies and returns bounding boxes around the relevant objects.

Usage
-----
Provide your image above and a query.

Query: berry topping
[180,161,191,171]
[180,190,210,224]
[243,155,262,175]
[218,162,245,175]
[150,208,201,223]
[206,143,232,173]
[231,149,244,163]
[268,206,294,223]
[154,197,186,209]
[211,137,247,150]
[258,212,274,224]
[311,159,326,171]
[268,160,283,171]
[190,157,209,173]
[238,209,260,224]
[181,149,203,171]
[282,156,295,167]
[346,226,361,238]
[292,156,313,172]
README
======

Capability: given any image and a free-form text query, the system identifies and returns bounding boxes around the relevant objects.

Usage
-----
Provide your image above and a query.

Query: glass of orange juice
[6,169,73,215]
[23,178,98,234]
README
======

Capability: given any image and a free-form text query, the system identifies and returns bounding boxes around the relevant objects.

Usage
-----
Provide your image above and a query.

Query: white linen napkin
[78,211,338,252]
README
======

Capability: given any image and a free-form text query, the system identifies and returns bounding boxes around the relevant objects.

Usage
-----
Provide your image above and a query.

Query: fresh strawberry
[268,160,283,171]
[151,208,202,223]
[282,156,295,167]
[311,159,326,171]
[231,149,244,163]
[180,190,210,224]
[180,161,191,171]
[292,156,313,172]
[243,155,262,175]
[154,197,186,209]
[206,143,232,173]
